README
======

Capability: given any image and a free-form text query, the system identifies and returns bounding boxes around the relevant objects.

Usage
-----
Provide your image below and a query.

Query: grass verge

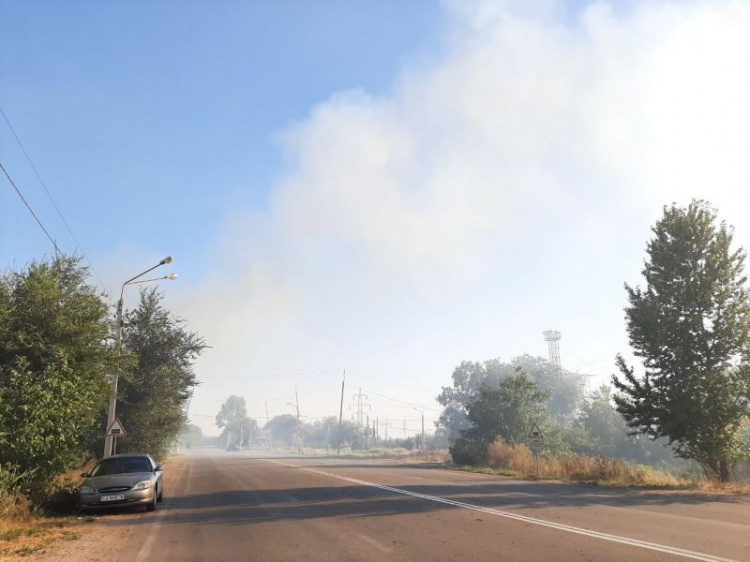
[453,440,750,493]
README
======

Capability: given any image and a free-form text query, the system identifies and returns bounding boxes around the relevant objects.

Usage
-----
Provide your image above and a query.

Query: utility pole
[337,370,345,455]
[104,257,176,458]
[295,387,301,453]
[421,411,425,453]
[350,387,370,428]
[414,407,425,452]
[385,416,388,442]
[365,414,370,450]
[265,401,271,450]
[373,418,377,447]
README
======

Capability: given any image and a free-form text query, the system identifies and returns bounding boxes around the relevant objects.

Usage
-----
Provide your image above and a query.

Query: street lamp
[103,256,177,457]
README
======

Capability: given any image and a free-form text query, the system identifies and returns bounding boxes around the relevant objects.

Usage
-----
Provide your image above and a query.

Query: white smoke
[174,0,750,432]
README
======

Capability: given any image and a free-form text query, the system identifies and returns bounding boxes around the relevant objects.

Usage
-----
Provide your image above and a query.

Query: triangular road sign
[528,423,543,439]
[106,418,127,437]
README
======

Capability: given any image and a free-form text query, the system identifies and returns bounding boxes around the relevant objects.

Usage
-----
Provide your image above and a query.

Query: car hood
[85,472,154,489]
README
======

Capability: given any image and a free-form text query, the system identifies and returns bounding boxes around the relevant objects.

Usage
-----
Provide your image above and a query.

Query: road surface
[45,449,750,562]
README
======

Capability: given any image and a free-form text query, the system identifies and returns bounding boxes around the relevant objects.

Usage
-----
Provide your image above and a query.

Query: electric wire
[345,382,441,412]
[1,162,62,256]
[0,106,106,287]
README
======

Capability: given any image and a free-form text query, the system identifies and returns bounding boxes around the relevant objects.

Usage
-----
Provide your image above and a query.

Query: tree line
[214,395,438,452]
[0,256,205,502]
[443,201,750,482]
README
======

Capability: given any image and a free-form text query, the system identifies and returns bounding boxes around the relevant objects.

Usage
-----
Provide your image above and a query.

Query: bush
[449,436,486,465]
[38,472,81,515]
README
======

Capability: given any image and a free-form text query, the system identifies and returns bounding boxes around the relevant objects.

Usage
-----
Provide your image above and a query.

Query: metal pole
[103,294,125,458]
[337,370,345,455]
[103,257,173,458]
[265,401,271,450]
[295,387,301,453]
[421,411,425,454]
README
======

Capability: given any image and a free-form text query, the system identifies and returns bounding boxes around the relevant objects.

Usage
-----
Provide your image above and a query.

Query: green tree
[179,423,204,449]
[438,356,583,442]
[117,288,205,459]
[216,395,249,448]
[266,414,298,446]
[579,385,626,458]
[0,257,116,495]
[463,374,548,445]
[613,201,750,482]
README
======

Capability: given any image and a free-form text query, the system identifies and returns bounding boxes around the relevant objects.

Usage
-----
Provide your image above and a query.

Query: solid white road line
[263,459,739,562]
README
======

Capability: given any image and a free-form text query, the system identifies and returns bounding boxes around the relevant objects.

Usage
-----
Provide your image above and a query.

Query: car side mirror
[81,472,90,478]
[155,465,163,472]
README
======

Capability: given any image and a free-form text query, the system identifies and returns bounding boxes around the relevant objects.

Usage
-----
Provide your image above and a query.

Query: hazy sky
[4,0,750,436]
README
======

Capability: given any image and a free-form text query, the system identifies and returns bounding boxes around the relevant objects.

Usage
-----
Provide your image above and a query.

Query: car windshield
[90,458,152,477]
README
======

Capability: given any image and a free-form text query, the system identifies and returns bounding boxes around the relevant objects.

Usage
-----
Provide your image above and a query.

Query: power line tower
[350,387,370,428]
[543,330,562,376]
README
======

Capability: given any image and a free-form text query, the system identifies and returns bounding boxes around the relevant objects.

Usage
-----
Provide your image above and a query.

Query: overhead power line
[345,382,441,413]
[1,162,61,256]
[1,106,106,286]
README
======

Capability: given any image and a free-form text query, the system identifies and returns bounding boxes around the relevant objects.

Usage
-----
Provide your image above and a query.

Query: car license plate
[100,494,125,502]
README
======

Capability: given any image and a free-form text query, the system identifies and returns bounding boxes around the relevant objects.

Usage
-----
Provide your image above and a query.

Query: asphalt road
[77,449,749,562]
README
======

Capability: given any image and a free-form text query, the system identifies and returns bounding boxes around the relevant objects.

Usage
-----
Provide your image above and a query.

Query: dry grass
[481,440,684,488]
[302,446,449,463]
[0,517,81,560]
[0,473,82,560]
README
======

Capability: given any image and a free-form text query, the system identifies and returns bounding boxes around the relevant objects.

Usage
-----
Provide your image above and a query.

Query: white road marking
[134,459,189,562]
[263,459,739,562]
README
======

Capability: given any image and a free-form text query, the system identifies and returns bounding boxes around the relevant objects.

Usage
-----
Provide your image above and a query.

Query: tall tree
[118,288,206,459]
[215,395,249,448]
[0,257,116,495]
[613,201,750,482]
[438,355,583,441]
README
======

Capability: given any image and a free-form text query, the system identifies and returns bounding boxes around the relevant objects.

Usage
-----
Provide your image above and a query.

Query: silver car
[79,453,164,512]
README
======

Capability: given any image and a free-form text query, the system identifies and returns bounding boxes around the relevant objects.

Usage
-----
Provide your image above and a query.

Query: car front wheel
[146,489,157,512]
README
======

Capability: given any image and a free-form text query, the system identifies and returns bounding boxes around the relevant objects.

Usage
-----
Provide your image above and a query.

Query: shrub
[449,435,486,465]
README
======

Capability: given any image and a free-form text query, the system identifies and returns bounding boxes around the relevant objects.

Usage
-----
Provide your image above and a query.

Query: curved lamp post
[103,256,177,457]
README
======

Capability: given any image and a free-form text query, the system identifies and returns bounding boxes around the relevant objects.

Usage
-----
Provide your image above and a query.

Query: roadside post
[106,418,127,455]
[528,423,544,479]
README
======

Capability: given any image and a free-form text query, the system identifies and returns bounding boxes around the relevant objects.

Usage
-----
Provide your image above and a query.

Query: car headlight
[80,486,96,495]
[133,480,152,491]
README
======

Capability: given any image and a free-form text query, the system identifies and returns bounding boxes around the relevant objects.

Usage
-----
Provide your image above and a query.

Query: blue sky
[1,1,443,278]
[4,1,750,435]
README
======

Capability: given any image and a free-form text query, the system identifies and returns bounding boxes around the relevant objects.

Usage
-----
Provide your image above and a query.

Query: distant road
[51,449,750,562]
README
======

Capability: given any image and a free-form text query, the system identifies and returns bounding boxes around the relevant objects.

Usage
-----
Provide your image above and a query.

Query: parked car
[79,453,163,512]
